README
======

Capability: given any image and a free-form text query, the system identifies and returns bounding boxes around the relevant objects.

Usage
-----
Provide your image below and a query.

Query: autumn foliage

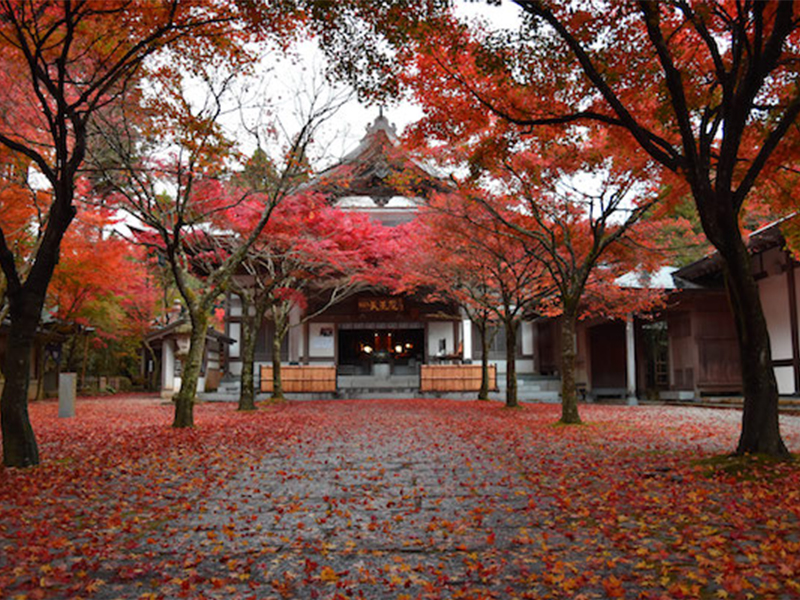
[49,206,157,338]
[0,397,798,599]
[0,0,313,466]
[226,190,406,405]
[303,0,800,456]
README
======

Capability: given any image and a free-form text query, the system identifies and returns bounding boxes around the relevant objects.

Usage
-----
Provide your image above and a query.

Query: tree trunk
[238,299,257,411]
[504,320,519,408]
[172,311,208,428]
[478,321,491,400]
[0,182,75,467]
[719,235,788,456]
[1,296,40,467]
[559,308,582,425]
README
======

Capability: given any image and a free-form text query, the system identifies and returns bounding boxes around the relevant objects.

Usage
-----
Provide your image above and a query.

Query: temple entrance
[338,327,425,376]
[589,321,626,397]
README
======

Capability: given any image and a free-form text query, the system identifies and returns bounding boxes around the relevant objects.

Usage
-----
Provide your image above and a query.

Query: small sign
[357,297,404,313]
[58,373,76,418]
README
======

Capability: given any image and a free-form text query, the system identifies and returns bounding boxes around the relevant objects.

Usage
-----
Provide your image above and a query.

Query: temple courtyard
[1,396,799,599]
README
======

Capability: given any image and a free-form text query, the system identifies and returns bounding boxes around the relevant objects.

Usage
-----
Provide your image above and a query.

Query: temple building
[147,115,800,406]
[216,115,670,401]
[166,114,667,402]
[221,114,506,396]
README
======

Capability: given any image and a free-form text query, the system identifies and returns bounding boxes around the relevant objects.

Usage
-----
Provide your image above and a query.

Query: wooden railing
[260,365,337,393]
[420,364,497,393]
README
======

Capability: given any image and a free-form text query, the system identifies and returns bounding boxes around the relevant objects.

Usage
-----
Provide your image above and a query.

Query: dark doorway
[589,322,626,393]
[338,328,425,376]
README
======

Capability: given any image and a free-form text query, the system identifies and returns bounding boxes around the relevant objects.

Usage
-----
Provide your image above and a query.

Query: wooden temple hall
[221,114,497,396]
[211,114,795,402]
[145,112,800,403]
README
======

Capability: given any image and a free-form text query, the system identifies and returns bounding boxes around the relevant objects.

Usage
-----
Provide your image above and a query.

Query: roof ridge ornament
[366,109,397,138]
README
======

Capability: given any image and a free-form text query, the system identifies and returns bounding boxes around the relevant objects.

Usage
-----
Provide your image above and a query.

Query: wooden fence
[420,364,497,393]
[260,365,337,393]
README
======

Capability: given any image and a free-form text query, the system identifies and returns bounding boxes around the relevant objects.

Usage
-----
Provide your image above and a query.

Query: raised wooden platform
[660,395,800,414]
[420,364,497,393]
[260,365,337,393]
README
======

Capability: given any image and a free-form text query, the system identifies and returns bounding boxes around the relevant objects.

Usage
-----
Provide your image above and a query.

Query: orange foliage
[49,205,158,341]
[0,397,797,598]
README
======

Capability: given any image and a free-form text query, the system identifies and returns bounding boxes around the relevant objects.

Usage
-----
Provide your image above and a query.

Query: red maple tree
[307,0,799,455]
[47,202,160,382]
[229,191,405,407]
[401,193,550,408]
[0,0,299,466]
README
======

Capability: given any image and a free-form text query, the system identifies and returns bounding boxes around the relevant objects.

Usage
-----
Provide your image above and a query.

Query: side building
[668,218,800,399]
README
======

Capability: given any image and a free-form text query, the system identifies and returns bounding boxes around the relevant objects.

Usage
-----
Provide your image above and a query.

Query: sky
[88,2,523,239]
[221,1,525,171]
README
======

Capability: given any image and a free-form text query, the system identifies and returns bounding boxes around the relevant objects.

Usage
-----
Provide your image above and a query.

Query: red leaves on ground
[0,396,798,599]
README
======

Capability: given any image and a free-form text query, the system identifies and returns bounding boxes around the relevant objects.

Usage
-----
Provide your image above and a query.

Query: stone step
[664,396,800,414]
[338,376,420,389]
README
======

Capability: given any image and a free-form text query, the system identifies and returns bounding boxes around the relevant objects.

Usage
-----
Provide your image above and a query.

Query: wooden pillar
[625,314,638,405]
[303,321,310,365]
[462,318,472,362]
[786,251,800,394]
[289,305,302,363]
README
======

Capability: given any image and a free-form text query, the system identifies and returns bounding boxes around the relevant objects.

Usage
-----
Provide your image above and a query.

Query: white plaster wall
[309,323,336,358]
[428,322,455,357]
[461,319,473,361]
[796,269,800,329]
[173,376,206,394]
[775,366,794,396]
[521,322,534,356]
[758,273,791,360]
[162,340,176,394]
[228,322,241,359]
[229,294,242,317]
[289,305,303,362]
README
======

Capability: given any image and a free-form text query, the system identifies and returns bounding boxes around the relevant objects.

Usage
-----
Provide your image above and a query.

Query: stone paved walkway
[105,400,800,599]
[180,409,548,598]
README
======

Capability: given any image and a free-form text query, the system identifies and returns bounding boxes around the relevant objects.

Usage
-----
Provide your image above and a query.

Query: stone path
[156,403,563,599]
[34,398,798,600]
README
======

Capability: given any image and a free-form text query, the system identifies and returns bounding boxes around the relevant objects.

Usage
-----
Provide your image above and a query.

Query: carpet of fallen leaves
[1,396,799,600]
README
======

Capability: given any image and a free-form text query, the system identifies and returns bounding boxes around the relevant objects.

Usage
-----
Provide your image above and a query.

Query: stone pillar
[288,305,303,363]
[58,372,77,418]
[462,318,473,362]
[162,340,175,398]
[625,315,638,406]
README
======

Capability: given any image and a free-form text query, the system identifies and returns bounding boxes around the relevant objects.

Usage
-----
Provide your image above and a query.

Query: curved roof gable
[310,114,450,207]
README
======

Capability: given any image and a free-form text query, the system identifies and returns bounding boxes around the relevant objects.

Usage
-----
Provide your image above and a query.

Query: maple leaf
[319,566,339,583]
